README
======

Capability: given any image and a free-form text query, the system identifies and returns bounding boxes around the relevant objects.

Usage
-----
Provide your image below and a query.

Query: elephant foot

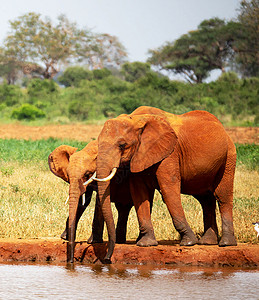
[198,228,218,245]
[219,233,237,247]
[87,233,103,244]
[136,233,158,247]
[102,258,112,264]
[60,229,68,241]
[116,237,127,244]
[180,233,198,246]
[116,230,127,244]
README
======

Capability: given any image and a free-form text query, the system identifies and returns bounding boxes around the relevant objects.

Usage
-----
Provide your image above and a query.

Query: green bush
[58,66,93,87]
[0,68,258,125]
[121,62,151,82]
[11,103,46,120]
[0,83,24,106]
[27,78,59,104]
[93,68,112,80]
[68,100,93,120]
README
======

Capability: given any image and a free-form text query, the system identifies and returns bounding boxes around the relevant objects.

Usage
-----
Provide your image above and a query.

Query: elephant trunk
[67,178,81,263]
[97,166,116,264]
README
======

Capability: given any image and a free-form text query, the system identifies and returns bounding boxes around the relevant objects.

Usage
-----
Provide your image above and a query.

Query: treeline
[0,65,258,126]
[0,1,258,84]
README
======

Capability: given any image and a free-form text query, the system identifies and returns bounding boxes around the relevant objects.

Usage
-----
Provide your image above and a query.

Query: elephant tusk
[83,172,97,186]
[65,193,86,206]
[92,167,117,182]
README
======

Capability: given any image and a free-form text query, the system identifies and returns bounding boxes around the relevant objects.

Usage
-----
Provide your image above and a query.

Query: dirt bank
[0,239,258,268]
[0,124,258,144]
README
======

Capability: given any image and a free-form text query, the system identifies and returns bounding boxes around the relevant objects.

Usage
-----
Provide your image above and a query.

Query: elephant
[48,139,156,263]
[89,106,237,263]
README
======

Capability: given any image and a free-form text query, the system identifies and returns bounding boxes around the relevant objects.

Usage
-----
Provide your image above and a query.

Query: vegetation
[148,18,238,83]
[148,1,259,82]
[0,69,258,126]
[0,138,258,242]
[236,144,259,170]
[0,12,127,82]
[0,2,258,125]
[236,0,259,77]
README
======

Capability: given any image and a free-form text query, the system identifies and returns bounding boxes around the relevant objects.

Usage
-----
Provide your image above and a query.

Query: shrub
[27,78,59,103]
[0,83,24,106]
[68,100,92,120]
[11,103,46,120]
[58,66,93,87]
[121,62,151,82]
[217,71,241,84]
[93,68,112,80]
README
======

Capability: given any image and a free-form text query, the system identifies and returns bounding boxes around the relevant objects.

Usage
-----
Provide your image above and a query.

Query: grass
[0,138,87,164]
[0,139,258,243]
[236,144,259,171]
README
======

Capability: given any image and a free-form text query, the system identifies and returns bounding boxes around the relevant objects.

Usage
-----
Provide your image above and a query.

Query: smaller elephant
[48,140,155,262]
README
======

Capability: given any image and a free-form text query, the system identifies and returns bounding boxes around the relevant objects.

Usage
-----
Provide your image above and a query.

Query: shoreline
[0,239,258,268]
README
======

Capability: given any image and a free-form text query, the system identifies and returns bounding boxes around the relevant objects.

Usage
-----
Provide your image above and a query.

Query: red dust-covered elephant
[48,140,156,263]
[89,106,237,263]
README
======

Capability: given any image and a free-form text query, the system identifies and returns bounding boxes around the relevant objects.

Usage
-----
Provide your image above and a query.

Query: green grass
[0,138,87,164]
[236,144,259,171]
[1,139,258,170]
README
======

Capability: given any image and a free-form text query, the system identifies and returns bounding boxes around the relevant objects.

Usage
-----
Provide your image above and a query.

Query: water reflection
[0,263,258,299]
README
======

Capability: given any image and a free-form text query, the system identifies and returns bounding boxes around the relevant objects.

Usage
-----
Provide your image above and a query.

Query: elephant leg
[61,193,90,240]
[130,175,158,247]
[214,158,237,246]
[195,194,218,245]
[157,160,198,246]
[115,203,132,244]
[87,195,104,244]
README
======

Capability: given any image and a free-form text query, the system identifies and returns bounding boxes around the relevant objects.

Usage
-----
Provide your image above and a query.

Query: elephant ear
[48,145,78,182]
[130,115,178,173]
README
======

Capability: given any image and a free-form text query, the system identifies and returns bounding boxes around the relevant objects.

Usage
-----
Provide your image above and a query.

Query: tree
[4,13,83,79]
[121,62,151,82]
[0,47,21,84]
[3,13,128,80]
[148,18,238,83]
[235,0,259,76]
[77,33,127,69]
[0,46,45,84]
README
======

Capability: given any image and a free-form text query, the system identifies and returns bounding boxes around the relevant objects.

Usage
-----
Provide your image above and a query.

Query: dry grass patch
[0,162,258,244]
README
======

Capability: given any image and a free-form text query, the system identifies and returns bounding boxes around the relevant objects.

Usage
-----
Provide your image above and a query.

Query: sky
[1,0,241,63]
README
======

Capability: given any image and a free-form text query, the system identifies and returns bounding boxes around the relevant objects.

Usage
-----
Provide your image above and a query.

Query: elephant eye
[84,172,91,179]
[119,142,127,151]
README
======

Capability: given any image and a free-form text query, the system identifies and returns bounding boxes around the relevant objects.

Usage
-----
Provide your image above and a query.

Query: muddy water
[0,263,258,299]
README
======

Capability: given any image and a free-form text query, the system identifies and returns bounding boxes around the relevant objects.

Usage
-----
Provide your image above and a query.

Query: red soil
[0,239,258,267]
[0,124,258,144]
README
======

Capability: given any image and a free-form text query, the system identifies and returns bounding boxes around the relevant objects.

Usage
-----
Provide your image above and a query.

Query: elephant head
[94,112,178,262]
[48,140,98,263]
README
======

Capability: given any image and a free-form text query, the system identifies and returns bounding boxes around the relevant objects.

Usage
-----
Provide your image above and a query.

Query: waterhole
[0,263,258,299]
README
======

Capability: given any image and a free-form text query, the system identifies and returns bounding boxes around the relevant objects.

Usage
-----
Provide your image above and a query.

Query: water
[0,263,258,299]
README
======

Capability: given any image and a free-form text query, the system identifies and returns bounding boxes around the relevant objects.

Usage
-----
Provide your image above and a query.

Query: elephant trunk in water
[67,178,81,263]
